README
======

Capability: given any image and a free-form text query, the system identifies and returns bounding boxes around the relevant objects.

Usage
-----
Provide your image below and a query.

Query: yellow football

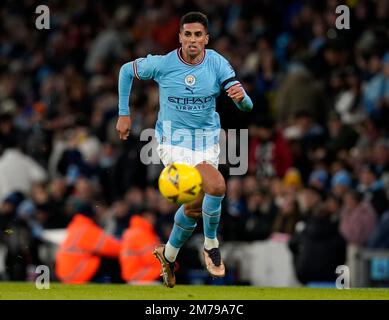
[158,163,203,205]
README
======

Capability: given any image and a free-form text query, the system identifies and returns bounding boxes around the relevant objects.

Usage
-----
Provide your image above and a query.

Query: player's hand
[226,84,245,103]
[116,115,132,140]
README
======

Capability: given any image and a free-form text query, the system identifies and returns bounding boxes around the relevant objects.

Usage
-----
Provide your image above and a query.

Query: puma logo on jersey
[185,87,194,94]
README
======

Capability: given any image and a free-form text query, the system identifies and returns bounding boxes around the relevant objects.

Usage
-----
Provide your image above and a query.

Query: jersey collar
[177,47,206,66]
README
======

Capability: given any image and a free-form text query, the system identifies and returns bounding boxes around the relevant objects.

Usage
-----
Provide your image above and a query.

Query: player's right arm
[116,55,162,140]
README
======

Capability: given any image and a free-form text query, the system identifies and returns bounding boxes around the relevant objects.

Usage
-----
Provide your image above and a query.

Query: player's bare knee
[184,207,202,219]
[206,179,226,196]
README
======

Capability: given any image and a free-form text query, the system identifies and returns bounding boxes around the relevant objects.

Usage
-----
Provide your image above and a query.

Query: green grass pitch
[0,282,388,299]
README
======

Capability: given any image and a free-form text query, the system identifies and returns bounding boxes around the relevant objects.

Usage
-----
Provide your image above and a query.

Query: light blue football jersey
[118,48,251,150]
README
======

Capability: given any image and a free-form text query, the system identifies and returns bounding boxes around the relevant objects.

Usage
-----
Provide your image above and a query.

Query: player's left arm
[226,82,253,112]
[218,55,253,112]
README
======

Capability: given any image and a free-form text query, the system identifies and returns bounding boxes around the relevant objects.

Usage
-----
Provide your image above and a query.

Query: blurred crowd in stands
[0,0,388,284]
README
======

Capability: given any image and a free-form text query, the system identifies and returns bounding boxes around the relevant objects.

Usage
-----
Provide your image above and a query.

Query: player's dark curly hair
[180,12,208,31]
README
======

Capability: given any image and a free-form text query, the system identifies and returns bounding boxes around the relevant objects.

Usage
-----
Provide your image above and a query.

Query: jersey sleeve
[118,54,163,116]
[217,55,240,90]
[133,54,162,80]
[215,53,253,112]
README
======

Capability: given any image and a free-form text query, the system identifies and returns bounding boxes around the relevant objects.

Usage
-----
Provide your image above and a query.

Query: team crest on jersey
[185,74,196,86]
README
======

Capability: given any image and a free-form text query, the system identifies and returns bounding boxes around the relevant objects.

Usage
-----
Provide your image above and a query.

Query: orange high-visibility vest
[120,215,161,283]
[55,214,121,284]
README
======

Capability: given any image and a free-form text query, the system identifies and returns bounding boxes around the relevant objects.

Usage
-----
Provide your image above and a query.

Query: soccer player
[116,12,253,287]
